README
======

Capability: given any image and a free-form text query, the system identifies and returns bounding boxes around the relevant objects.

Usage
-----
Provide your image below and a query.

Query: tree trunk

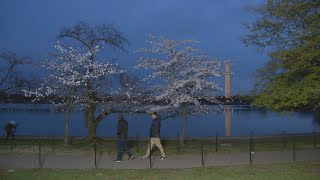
[64,109,70,145]
[314,109,320,123]
[180,103,188,146]
[85,104,97,142]
[64,88,75,145]
[84,79,97,142]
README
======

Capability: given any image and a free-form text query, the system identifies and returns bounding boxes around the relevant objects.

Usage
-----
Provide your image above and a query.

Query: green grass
[0,161,319,180]
[1,134,319,156]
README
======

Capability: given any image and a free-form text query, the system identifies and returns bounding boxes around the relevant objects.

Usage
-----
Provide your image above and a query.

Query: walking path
[0,150,319,169]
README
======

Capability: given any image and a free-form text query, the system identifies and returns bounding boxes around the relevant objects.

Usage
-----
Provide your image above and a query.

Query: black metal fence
[0,130,319,169]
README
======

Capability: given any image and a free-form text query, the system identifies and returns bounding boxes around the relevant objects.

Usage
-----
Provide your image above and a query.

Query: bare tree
[0,50,32,95]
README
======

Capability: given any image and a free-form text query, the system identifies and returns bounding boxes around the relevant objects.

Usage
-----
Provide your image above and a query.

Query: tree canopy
[242,0,320,110]
[136,34,222,145]
[136,34,222,113]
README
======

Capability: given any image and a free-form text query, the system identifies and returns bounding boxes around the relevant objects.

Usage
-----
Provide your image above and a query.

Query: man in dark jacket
[4,120,18,141]
[114,113,134,162]
[141,112,167,160]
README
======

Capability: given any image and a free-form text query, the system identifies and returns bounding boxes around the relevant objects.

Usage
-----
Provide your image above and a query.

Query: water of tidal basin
[0,104,319,138]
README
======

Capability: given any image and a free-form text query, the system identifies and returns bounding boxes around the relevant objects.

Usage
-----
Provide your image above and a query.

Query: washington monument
[224,61,231,136]
[225,61,230,99]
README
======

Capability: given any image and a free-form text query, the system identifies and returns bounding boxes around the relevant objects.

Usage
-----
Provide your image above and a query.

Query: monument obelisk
[225,61,230,99]
[224,61,231,137]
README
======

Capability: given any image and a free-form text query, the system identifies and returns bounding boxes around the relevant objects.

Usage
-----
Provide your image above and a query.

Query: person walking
[141,112,167,160]
[4,120,18,140]
[114,113,134,162]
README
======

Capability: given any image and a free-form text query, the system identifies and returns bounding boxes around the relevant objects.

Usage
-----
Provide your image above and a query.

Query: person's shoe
[128,155,135,160]
[140,156,148,160]
[159,156,167,160]
[113,159,122,163]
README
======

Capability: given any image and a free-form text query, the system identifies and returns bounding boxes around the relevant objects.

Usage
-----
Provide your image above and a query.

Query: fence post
[136,132,139,153]
[293,136,296,161]
[313,129,316,149]
[201,143,204,167]
[39,139,42,168]
[69,136,72,145]
[250,131,253,165]
[52,138,55,152]
[176,132,180,153]
[31,139,35,151]
[10,139,13,152]
[283,130,286,149]
[215,132,218,152]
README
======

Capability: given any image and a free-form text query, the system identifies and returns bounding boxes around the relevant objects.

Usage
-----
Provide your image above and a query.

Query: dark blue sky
[0,0,268,95]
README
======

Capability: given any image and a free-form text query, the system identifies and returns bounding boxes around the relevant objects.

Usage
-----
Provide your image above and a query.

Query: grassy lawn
[0,134,319,156]
[0,161,319,180]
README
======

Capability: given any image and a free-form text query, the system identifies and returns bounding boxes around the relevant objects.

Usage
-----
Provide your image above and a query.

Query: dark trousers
[5,130,15,140]
[117,138,132,160]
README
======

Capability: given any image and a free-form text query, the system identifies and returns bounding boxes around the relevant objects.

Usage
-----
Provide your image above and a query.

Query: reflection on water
[0,104,319,137]
[224,106,231,137]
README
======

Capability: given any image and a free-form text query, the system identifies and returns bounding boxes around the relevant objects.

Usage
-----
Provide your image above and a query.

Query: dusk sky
[0,0,268,95]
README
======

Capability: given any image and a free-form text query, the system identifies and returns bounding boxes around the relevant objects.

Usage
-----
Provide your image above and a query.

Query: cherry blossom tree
[23,44,122,143]
[136,34,223,145]
[55,22,128,141]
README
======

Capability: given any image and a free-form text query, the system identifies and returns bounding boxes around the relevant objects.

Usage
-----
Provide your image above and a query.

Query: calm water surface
[0,104,319,137]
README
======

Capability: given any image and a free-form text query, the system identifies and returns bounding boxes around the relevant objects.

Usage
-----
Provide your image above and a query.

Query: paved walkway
[0,150,319,169]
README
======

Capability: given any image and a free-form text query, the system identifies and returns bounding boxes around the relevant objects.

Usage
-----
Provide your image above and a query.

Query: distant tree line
[0,93,252,106]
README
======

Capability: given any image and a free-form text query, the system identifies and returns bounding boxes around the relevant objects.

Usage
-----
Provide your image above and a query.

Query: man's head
[150,112,158,119]
[9,120,15,125]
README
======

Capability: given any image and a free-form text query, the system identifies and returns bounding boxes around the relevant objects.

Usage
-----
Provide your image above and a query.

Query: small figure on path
[141,112,167,160]
[4,120,18,141]
[114,113,134,163]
